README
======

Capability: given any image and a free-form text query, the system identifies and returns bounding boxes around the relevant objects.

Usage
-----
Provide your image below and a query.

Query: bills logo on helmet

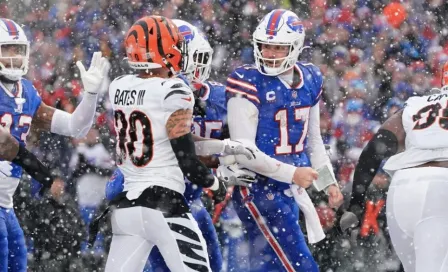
[286,16,304,33]
[0,19,19,38]
[178,25,195,43]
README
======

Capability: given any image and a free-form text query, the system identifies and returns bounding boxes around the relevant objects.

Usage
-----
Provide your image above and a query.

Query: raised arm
[32,52,107,138]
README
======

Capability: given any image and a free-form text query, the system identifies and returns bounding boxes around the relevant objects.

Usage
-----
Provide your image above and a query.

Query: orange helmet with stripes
[124,16,185,73]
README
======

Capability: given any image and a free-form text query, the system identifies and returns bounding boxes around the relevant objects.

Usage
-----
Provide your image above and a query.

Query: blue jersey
[184,81,227,202]
[0,79,42,178]
[226,62,323,190]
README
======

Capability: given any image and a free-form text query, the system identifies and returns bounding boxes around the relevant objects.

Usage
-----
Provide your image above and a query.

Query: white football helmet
[173,19,213,84]
[0,19,29,81]
[253,9,306,76]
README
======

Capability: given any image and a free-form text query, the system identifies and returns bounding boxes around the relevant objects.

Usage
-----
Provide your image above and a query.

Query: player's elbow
[72,125,92,139]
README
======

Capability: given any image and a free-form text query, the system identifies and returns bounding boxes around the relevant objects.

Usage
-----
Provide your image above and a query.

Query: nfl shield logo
[266,192,275,200]
[292,91,297,99]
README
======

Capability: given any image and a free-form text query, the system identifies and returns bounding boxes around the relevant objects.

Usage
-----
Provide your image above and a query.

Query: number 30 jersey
[384,92,448,174]
[109,75,194,195]
[402,93,448,150]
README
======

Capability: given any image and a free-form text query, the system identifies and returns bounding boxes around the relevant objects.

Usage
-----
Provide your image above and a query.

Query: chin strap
[0,75,19,84]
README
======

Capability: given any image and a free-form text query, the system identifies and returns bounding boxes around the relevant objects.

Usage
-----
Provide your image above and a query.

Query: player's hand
[222,139,255,160]
[327,184,344,208]
[292,167,318,188]
[217,164,256,187]
[76,52,107,95]
[0,161,12,178]
[211,179,227,204]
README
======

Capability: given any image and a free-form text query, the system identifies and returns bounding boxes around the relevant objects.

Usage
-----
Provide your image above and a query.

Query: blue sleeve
[208,82,227,114]
[225,68,261,108]
[307,64,323,106]
[23,80,42,115]
[105,169,124,201]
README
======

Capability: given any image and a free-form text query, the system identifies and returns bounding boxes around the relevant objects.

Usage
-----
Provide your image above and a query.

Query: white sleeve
[194,140,225,156]
[227,97,296,183]
[162,79,194,124]
[50,92,98,138]
[306,103,337,190]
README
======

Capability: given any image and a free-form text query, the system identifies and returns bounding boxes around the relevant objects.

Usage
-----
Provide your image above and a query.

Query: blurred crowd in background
[4,0,448,271]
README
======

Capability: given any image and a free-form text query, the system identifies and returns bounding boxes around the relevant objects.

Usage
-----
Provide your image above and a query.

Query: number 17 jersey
[109,75,194,195]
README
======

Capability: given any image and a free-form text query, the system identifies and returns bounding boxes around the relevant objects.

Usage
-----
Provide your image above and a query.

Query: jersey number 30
[114,110,153,167]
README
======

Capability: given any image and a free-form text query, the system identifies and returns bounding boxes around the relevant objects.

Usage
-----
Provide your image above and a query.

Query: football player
[104,16,253,272]
[0,18,106,271]
[225,9,343,271]
[348,62,448,272]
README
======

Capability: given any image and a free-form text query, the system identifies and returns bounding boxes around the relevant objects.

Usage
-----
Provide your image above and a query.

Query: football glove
[211,178,227,204]
[217,164,256,187]
[76,52,107,95]
[222,139,256,160]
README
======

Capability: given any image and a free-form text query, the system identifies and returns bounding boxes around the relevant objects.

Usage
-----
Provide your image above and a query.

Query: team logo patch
[286,16,304,33]
[178,25,195,43]
[266,192,275,200]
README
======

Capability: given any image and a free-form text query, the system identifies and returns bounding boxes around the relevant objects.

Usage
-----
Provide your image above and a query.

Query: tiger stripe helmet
[124,16,185,73]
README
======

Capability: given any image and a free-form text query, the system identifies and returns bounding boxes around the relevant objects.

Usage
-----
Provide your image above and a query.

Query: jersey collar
[277,64,304,90]
[0,80,23,98]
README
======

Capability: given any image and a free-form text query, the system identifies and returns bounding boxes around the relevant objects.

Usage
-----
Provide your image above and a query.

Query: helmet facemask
[0,42,29,81]
[254,38,304,76]
[188,47,212,83]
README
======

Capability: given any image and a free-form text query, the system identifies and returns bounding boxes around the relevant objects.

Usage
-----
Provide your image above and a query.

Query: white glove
[222,139,256,160]
[0,161,12,179]
[217,164,256,187]
[76,52,107,95]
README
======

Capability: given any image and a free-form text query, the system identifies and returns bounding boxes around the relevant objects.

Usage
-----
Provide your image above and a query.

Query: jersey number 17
[275,107,310,154]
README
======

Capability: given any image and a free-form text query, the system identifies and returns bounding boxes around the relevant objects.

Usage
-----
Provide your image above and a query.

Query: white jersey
[384,92,448,174]
[109,75,194,196]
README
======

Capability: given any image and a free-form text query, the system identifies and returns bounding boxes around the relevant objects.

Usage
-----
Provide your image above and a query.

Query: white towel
[291,184,325,244]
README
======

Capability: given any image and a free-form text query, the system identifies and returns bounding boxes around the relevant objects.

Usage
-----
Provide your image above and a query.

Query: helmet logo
[178,25,195,43]
[286,16,304,33]
[1,19,19,38]
[265,10,286,36]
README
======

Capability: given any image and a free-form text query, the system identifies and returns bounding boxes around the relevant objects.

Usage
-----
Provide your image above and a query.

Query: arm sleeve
[225,70,261,108]
[306,103,337,189]
[227,97,296,183]
[50,92,98,138]
[170,133,218,188]
[349,129,398,216]
[12,144,54,190]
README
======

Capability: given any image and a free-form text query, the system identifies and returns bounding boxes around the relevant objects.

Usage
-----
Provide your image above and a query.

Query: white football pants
[387,167,448,272]
[105,206,211,272]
